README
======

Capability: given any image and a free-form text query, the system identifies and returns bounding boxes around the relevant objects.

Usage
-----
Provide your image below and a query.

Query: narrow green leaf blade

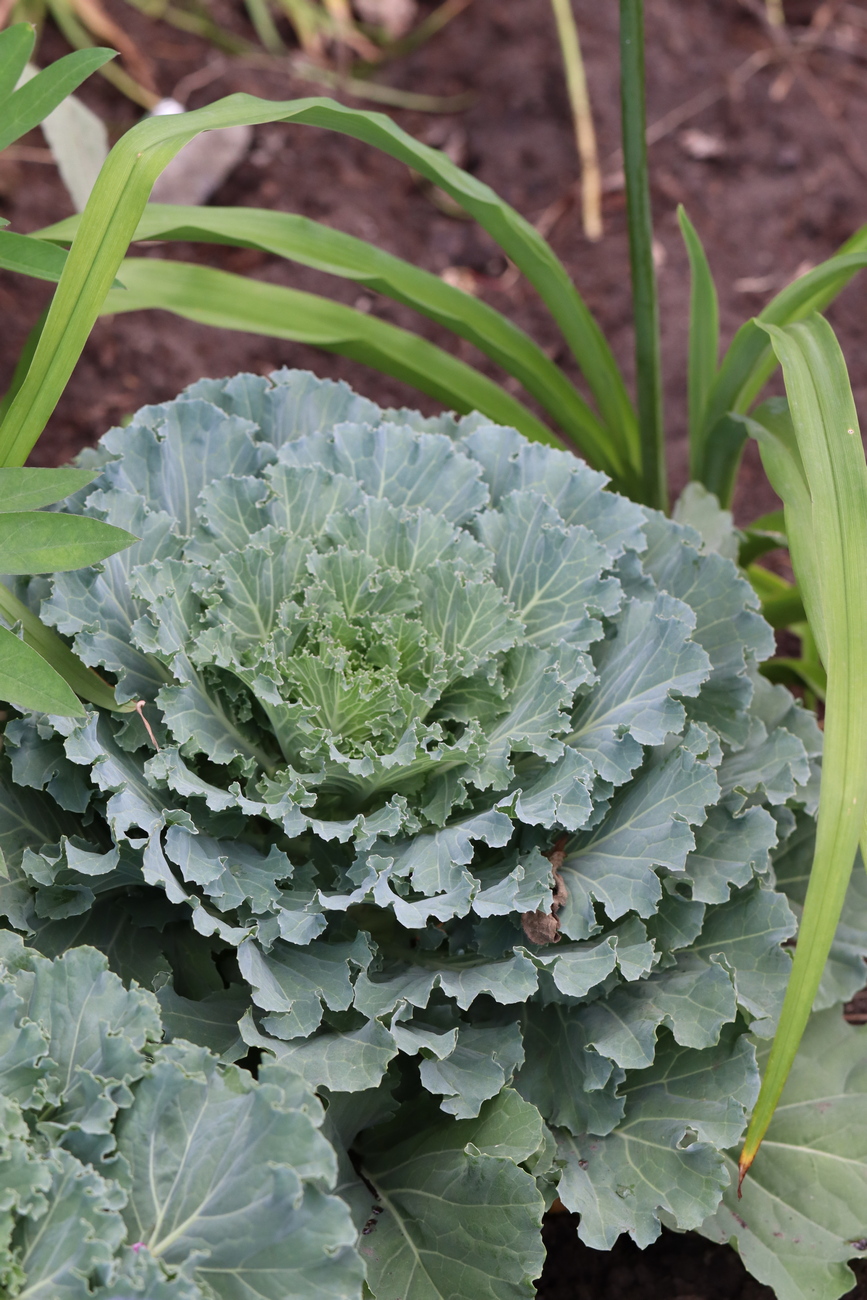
[740,314,867,1181]
[39,203,617,476]
[0,23,36,104]
[703,235,867,440]
[0,468,96,512]
[0,94,634,469]
[100,258,562,449]
[0,47,116,153]
[0,230,69,283]
[678,206,720,477]
[620,0,665,509]
[0,624,83,715]
[0,512,137,574]
[0,579,122,711]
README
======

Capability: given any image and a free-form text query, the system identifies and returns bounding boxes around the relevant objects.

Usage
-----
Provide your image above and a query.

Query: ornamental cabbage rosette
[0,370,839,1300]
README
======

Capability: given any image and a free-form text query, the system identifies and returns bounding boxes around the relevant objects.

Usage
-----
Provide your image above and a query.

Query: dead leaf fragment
[521,836,569,946]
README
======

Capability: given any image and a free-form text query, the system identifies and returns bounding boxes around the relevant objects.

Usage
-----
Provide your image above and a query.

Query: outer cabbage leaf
[556,1028,759,1249]
[355,1089,546,1300]
[699,1009,867,1300]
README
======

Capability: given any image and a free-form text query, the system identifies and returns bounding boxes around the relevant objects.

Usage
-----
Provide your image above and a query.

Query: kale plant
[0,931,361,1299]
[0,370,832,1299]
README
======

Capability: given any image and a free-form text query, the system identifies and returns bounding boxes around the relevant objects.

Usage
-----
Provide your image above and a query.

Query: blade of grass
[701,233,867,445]
[0,624,83,715]
[0,580,125,710]
[101,257,565,449]
[620,0,666,510]
[0,23,36,101]
[0,45,115,151]
[738,314,867,1186]
[550,0,602,242]
[678,205,719,479]
[0,94,636,471]
[37,203,621,478]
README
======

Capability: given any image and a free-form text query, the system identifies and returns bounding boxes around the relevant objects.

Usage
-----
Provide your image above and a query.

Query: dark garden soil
[2,0,867,1294]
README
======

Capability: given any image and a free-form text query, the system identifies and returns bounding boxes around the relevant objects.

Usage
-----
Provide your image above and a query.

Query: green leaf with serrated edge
[90,1249,209,1300]
[773,811,867,1010]
[0,991,48,1110]
[6,716,95,813]
[16,944,160,1142]
[13,1147,126,1299]
[0,1090,52,1204]
[41,491,177,703]
[115,1046,362,1300]
[530,917,656,1002]
[699,1010,867,1300]
[579,955,736,1070]
[163,825,295,916]
[0,468,96,513]
[0,761,82,871]
[98,399,265,533]
[558,740,720,938]
[419,1022,524,1119]
[567,596,710,786]
[557,1027,758,1249]
[515,1003,624,1137]
[460,424,646,562]
[636,511,774,744]
[40,203,608,467]
[156,985,249,1062]
[0,511,136,574]
[353,949,539,1021]
[0,46,115,153]
[688,881,797,1037]
[681,803,778,905]
[241,1012,399,1092]
[717,716,810,809]
[0,624,83,715]
[475,489,619,650]
[672,483,738,562]
[356,1089,545,1300]
[237,934,371,1038]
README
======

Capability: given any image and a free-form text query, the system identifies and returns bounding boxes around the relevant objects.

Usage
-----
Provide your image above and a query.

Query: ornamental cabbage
[0,369,842,1300]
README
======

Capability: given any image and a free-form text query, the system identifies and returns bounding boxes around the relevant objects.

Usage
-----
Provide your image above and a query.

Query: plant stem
[619,0,666,512]
[550,0,602,242]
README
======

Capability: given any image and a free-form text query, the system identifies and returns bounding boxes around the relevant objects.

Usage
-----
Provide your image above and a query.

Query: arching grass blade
[738,314,867,1186]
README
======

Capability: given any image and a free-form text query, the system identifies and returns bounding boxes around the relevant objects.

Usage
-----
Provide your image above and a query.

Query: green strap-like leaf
[0,580,123,711]
[703,238,867,441]
[38,203,619,477]
[97,257,561,449]
[0,512,136,573]
[620,0,665,510]
[678,206,720,475]
[0,467,95,512]
[0,46,115,153]
[739,314,867,1182]
[0,23,36,104]
[0,625,82,715]
[0,94,634,470]
[0,230,70,283]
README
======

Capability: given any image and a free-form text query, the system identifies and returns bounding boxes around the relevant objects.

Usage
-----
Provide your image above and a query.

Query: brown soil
[2,0,866,1295]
